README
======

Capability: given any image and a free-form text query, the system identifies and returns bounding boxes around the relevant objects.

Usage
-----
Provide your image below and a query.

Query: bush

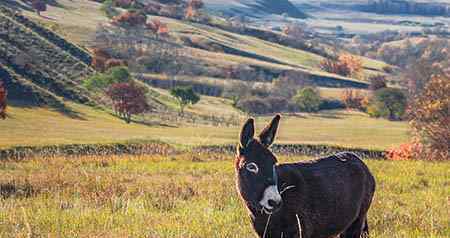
[341,89,366,111]
[320,54,363,77]
[292,87,322,112]
[0,81,7,119]
[386,142,422,161]
[367,88,406,120]
[105,59,127,71]
[83,67,131,91]
[101,0,119,18]
[236,96,271,115]
[112,10,147,27]
[32,0,47,15]
[369,74,387,91]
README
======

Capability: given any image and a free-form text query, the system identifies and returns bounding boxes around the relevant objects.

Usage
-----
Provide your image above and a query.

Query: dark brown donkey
[235,115,376,238]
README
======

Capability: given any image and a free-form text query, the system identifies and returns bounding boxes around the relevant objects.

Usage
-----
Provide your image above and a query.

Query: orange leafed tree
[146,19,169,37]
[185,0,204,19]
[338,54,363,77]
[0,81,7,119]
[91,48,111,72]
[409,73,450,160]
[112,10,147,27]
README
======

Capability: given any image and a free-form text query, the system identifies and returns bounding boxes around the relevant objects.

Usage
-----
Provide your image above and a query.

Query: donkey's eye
[245,162,259,174]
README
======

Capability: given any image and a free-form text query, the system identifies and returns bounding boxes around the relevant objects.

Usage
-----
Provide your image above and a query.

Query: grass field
[1,102,409,150]
[0,154,448,237]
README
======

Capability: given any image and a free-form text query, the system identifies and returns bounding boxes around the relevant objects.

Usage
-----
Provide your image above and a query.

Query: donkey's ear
[259,114,281,147]
[239,118,255,149]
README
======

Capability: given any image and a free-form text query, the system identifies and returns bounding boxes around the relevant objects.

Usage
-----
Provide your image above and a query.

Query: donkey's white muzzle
[259,185,282,213]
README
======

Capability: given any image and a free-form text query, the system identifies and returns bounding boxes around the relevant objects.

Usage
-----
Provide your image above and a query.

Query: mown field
[0,154,448,237]
[0,102,409,150]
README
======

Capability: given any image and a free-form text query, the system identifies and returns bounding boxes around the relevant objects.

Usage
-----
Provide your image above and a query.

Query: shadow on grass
[8,100,87,120]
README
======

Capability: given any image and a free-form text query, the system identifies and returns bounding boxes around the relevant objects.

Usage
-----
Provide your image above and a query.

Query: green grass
[1,102,409,150]
[0,154,448,237]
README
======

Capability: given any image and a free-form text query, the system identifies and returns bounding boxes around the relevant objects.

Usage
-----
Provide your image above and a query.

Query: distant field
[1,102,409,150]
[0,154,448,237]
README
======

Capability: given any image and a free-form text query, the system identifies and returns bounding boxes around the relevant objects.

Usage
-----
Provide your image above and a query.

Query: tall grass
[0,154,448,237]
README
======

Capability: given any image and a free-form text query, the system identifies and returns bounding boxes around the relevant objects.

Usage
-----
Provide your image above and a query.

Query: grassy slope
[0,154,448,237]
[18,0,387,83]
[1,102,408,150]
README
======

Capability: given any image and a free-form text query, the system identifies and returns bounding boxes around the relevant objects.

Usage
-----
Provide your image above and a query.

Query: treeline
[365,0,450,16]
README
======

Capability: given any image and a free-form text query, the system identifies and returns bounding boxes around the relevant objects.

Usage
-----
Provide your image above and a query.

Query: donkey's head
[235,115,282,215]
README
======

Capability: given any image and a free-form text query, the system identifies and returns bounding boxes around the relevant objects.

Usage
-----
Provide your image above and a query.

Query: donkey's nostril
[268,199,281,208]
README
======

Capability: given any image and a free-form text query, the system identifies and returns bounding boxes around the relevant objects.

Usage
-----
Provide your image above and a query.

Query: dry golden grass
[0,154,448,237]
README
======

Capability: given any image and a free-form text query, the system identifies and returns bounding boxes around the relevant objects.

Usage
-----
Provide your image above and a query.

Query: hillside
[205,0,308,18]
[0,6,94,109]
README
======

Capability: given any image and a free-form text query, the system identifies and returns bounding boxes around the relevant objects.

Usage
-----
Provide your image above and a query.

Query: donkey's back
[278,152,376,238]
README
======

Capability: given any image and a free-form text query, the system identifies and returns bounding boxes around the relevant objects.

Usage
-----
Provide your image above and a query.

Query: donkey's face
[235,115,282,215]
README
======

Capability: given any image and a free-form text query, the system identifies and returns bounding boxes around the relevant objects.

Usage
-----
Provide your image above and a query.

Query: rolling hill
[0,6,94,109]
[204,0,308,19]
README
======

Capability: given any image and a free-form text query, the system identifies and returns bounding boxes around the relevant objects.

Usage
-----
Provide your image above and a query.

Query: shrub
[369,74,387,91]
[341,89,366,111]
[106,82,150,123]
[108,66,131,82]
[105,59,127,71]
[367,88,406,120]
[170,87,200,115]
[320,54,363,77]
[83,67,131,91]
[32,0,47,16]
[236,96,271,115]
[292,87,322,112]
[0,81,7,119]
[112,10,147,27]
[386,141,422,161]
[146,19,169,37]
[409,74,449,160]
[101,0,119,18]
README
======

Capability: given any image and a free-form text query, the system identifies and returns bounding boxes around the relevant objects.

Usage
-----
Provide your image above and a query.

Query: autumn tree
[341,89,366,111]
[170,86,200,115]
[146,19,169,37]
[0,81,7,120]
[112,10,147,27]
[320,54,363,78]
[185,0,204,20]
[32,0,47,16]
[106,81,150,123]
[409,74,449,160]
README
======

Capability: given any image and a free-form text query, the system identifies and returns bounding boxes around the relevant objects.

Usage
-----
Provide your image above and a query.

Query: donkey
[235,115,376,238]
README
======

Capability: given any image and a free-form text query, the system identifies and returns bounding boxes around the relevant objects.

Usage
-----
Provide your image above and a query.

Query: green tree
[83,67,131,91]
[292,87,322,112]
[367,88,406,121]
[108,66,131,82]
[170,87,200,115]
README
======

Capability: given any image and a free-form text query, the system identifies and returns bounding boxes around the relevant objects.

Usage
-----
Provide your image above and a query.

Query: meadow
[0,103,409,150]
[0,154,448,237]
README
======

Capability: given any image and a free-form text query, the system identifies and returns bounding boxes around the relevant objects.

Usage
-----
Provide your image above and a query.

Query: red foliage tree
[112,10,147,27]
[32,0,47,16]
[146,19,169,37]
[105,58,128,70]
[0,81,7,120]
[185,0,204,20]
[106,82,150,123]
[91,48,112,72]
